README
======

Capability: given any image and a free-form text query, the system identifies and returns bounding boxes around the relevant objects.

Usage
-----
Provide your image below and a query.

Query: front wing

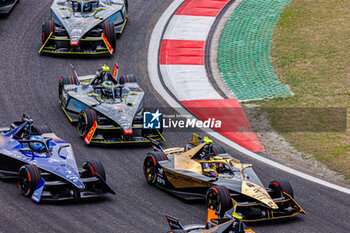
[228,193,306,222]
[88,125,164,145]
[36,175,116,202]
[39,32,113,55]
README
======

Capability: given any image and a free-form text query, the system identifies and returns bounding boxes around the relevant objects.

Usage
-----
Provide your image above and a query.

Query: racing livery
[0,114,115,202]
[39,0,128,55]
[143,134,305,222]
[166,208,255,233]
[58,62,164,145]
[0,0,18,14]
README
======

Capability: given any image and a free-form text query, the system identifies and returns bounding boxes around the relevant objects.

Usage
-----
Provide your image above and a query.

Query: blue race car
[0,114,115,202]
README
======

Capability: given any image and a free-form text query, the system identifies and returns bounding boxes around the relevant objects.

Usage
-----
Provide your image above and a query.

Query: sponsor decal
[156,177,165,185]
[102,33,114,54]
[84,121,98,144]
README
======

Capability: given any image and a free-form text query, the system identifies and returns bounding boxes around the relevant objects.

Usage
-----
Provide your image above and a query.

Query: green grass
[260,0,350,179]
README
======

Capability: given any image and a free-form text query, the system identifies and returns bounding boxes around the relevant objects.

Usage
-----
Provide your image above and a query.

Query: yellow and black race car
[143,134,305,222]
[39,0,128,55]
[58,61,164,145]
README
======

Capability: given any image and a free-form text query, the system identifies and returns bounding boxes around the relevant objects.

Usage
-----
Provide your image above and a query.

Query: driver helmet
[102,81,114,97]
[102,64,110,72]
[29,136,45,153]
[82,1,92,12]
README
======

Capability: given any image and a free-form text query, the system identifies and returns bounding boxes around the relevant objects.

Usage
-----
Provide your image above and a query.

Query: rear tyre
[78,109,97,138]
[206,186,233,217]
[211,144,226,156]
[58,76,80,103]
[143,152,168,184]
[58,76,79,103]
[119,74,137,85]
[33,125,52,135]
[268,179,294,198]
[83,160,106,181]
[42,20,55,43]
[102,21,116,52]
[18,164,41,197]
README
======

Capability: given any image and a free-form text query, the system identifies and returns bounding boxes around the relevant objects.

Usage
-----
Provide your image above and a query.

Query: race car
[166,207,255,233]
[0,0,18,14]
[39,0,128,55]
[0,114,116,202]
[143,134,305,222]
[58,62,164,145]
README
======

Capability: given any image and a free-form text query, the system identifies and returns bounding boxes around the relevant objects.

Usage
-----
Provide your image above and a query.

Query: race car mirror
[70,63,79,79]
[241,164,252,177]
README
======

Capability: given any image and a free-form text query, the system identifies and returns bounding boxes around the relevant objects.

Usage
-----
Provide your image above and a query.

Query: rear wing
[70,64,79,79]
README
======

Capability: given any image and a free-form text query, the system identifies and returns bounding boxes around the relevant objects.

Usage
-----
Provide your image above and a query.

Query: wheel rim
[78,113,87,137]
[18,169,30,195]
[144,156,156,183]
[207,188,221,212]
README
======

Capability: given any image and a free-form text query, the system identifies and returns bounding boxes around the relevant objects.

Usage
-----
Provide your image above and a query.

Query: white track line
[147,0,350,195]
[160,65,222,101]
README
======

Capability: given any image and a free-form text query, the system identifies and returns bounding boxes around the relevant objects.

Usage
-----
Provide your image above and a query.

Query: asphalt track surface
[0,1,349,233]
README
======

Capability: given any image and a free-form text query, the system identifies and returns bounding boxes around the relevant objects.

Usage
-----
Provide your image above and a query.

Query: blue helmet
[29,136,45,153]
[83,1,92,12]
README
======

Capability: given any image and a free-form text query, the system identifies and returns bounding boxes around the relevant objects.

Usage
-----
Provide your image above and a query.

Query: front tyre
[83,160,106,181]
[102,21,116,52]
[206,186,233,217]
[77,109,97,138]
[42,20,55,43]
[18,164,41,197]
[268,179,294,198]
[143,152,168,184]
[58,76,79,104]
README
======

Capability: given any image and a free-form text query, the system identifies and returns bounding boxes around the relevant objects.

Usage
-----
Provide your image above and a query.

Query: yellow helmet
[102,64,110,72]
[210,156,221,161]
